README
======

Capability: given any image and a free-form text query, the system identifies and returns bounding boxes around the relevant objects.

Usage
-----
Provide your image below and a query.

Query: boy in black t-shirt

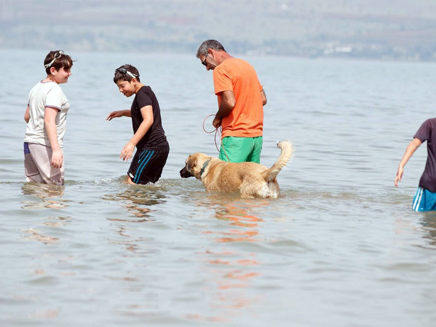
[395,118,436,211]
[106,64,169,184]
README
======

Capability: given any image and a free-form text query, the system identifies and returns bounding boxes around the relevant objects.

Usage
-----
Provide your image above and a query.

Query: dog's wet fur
[179,140,293,198]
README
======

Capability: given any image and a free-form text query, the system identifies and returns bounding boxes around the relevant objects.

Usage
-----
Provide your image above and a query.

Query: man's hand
[213,116,222,129]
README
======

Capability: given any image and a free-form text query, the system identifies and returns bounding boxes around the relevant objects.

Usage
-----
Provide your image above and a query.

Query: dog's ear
[187,156,197,171]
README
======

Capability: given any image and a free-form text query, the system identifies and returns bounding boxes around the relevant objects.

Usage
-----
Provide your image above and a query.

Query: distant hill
[2,0,436,60]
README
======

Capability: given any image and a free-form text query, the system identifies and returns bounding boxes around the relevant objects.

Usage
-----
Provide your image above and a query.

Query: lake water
[1,49,436,327]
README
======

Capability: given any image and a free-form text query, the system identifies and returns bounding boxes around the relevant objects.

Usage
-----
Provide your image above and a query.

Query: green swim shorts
[219,136,263,163]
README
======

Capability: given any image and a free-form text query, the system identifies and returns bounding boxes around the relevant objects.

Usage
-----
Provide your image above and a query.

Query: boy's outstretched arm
[395,138,422,187]
[106,109,131,121]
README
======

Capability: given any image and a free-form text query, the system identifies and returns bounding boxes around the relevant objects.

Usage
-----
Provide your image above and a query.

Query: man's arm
[261,89,267,106]
[213,90,235,128]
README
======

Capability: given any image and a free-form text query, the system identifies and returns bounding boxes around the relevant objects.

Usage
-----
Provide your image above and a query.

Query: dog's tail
[262,140,293,182]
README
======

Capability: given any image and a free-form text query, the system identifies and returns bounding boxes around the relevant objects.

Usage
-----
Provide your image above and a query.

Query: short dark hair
[196,40,226,58]
[113,64,141,83]
[44,50,74,75]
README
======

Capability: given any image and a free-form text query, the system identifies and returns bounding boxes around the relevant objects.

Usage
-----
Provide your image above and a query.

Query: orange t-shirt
[213,58,264,138]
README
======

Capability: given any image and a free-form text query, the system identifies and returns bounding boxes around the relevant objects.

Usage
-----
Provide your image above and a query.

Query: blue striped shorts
[412,187,436,212]
[128,146,169,184]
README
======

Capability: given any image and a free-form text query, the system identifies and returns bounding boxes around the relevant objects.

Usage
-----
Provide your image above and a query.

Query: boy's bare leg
[126,175,136,185]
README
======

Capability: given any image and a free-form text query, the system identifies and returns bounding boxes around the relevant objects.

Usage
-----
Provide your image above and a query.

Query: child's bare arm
[44,107,63,169]
[106,109,131,121]
[395,138,422,187]
[120,106,153,161]
[24,106,30,123]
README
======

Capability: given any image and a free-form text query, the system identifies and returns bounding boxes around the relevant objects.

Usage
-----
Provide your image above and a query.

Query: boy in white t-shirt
[24,50,74,185]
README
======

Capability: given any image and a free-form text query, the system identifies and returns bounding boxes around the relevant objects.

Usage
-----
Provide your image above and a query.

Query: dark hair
[196,40,226,58]
[113,64,141,83]
[44,50,74,75]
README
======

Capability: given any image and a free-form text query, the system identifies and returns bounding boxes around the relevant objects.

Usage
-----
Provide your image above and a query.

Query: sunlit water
[1,49,436,326]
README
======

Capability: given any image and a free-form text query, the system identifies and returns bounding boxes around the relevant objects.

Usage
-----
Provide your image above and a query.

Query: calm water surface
[1,49,436,326]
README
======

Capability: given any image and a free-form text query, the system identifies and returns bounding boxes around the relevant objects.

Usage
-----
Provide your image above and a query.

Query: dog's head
[179,153,211,180]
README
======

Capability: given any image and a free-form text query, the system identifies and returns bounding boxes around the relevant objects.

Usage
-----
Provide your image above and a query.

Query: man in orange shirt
[196,40,267,163]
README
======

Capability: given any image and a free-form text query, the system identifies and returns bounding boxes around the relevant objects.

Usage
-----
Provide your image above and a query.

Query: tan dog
[180,140,293,198]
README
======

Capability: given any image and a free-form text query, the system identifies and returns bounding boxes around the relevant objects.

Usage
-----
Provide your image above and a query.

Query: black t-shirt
[415,118,436,192]
[131,86,168,150]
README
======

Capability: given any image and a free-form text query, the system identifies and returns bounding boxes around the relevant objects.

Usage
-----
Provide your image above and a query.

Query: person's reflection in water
[103,184,166,221]
[194,195,268,320]
[21,182,67,209]
[20,182,70,244]
[421,212,436,247]
[103,185,167,256]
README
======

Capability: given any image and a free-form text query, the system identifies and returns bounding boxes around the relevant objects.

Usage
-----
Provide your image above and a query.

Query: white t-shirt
[24,81,70,147]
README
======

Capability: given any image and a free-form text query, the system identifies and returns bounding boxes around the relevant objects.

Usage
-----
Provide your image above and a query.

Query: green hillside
[2,0,436,60]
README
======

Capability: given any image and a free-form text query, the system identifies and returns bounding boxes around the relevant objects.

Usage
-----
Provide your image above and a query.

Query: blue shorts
[412,187,436,212]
